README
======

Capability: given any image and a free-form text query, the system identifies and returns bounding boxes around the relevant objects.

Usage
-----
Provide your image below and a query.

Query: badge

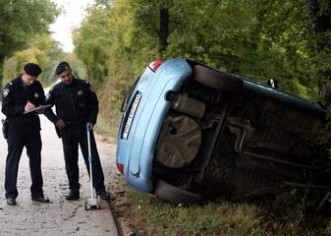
[34,93,39,98]
[3,89,9,98]
[77,90,83,96]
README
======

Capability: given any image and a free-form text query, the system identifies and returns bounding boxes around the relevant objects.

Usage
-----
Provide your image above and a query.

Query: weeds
[122,185,331,236]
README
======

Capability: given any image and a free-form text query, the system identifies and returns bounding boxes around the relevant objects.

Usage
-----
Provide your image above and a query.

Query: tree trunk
[159,7,169,55]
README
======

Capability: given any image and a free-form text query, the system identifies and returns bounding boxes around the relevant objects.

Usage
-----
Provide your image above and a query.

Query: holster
[1,119,8,139]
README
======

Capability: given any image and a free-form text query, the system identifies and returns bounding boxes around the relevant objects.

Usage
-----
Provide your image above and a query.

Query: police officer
[1,63,50,205]
[44,61,110,201]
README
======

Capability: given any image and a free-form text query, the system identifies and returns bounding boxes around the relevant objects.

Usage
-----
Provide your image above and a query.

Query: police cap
[24,63,42,77]
[55,61,71,76]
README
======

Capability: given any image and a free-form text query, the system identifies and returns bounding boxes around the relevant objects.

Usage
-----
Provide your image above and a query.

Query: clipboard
[23,104,52,114]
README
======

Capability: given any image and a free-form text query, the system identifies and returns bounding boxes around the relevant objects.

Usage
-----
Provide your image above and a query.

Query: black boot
[6,197,16,206]
[65,191,80,200]
[96,189,112,201]
[32,195,50,203]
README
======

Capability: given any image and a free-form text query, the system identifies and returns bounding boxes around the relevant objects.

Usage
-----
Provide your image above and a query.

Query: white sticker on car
[123,93,141,139]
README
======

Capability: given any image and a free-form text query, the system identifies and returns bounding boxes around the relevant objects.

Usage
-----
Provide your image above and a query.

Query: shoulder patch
[3,88,10,98]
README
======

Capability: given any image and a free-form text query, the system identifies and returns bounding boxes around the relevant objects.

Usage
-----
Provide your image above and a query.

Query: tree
[306,0,331,145]
[308,0,331,107]
[0,0,59,88]
[74,0,329,133]
[3,34,65,86]
[73,5,111,85]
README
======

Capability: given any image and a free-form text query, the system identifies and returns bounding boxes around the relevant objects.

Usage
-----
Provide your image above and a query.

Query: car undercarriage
[152,63,330,206]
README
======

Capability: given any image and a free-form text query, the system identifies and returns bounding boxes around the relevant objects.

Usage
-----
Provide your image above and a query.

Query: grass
[126,188,263,235]
[123,185,331,236]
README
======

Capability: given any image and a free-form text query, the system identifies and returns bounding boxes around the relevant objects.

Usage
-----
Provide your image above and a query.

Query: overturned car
[116,58,329,205]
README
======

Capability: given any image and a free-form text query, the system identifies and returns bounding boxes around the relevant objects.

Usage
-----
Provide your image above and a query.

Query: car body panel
[116,59,192,192]
[242,80,324,117]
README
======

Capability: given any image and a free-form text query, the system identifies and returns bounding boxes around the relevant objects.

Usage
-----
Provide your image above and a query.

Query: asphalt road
[0,110,119,236]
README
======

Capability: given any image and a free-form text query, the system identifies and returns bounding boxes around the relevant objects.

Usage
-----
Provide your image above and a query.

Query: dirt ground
[98,135,145,236]
[110,177,139,236]
[110,171,147,235]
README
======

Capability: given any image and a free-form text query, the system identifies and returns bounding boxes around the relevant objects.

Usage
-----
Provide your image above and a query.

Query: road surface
[0,110,119,236]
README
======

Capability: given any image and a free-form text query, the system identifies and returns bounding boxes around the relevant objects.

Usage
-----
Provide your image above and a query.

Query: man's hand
[24,101,35,113]
[55,119,65,128]
[36,109,45,114]
[87,122,94,130]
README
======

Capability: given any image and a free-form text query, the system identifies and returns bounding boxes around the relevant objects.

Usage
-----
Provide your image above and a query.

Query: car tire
[154,180,203,205]
[193,65,243,93]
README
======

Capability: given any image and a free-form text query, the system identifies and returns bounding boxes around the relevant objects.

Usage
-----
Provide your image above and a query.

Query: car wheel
[155,180,203,205]
[193,65,243,93]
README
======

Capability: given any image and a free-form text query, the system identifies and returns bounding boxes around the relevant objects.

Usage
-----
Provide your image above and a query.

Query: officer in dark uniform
[44,61,110,201]
[1,63,50,205]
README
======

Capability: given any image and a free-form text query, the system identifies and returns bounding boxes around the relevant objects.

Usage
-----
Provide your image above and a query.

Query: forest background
[1,0,331,138]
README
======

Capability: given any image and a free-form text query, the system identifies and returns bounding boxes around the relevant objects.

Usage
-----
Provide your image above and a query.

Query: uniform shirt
[45,77,99,125]
[1,76,45,130]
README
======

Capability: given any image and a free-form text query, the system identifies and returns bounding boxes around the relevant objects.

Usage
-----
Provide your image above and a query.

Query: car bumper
[116,59,192,192]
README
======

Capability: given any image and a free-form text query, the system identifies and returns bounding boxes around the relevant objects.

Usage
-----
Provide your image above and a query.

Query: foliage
[307,0,331,145]
[124,186,331,236]
[126,188,264,235]
[73,0,157,128]
[0,0,58,58]
[0,0,59,87]
[2,34,65,86]
[73,0,331,131]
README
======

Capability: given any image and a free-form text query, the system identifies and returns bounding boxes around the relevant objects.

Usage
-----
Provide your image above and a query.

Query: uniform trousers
[5,127,43,199]
[61,124,105,192]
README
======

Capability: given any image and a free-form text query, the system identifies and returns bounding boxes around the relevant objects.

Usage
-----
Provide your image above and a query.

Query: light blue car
[116,58,328,205]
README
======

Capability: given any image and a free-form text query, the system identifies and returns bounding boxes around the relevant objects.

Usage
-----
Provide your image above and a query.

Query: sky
[49,0,95,53]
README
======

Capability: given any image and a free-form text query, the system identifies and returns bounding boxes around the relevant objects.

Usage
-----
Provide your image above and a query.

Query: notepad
[23,104,52,114]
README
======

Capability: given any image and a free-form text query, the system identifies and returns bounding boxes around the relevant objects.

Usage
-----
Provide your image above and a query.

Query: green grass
[124,186,331,236]
[127,188,264,236]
